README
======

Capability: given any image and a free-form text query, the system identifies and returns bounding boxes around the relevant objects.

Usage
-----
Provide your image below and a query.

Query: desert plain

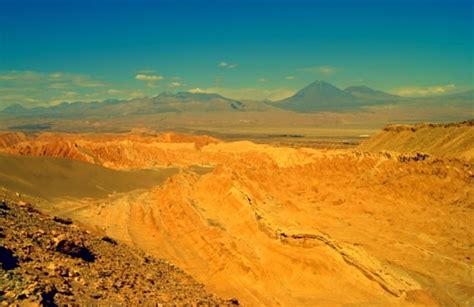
[0,121,472,306]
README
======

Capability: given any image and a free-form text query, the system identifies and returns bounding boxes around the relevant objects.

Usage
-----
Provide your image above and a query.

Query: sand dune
[0,124,472,306]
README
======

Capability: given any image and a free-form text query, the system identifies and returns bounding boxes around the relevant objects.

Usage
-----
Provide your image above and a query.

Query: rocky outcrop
[0,132,27,148]
[0,132,220,169]
[358,120,474,161]
[382,120,473,132]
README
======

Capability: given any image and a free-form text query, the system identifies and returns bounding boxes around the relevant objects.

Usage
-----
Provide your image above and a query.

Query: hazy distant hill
[270,81,357,112]
[1,82,472,118]
[269,81,474,113]
[426,90,473,104]
[270,81,404,112]
[152,92,246,112]
[1,103,31,115]
[0,92,249,118]
[400,89,474,110]
[344,85,400,102]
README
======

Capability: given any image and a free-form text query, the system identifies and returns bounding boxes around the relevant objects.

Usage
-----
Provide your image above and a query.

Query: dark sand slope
[0,153,179,199]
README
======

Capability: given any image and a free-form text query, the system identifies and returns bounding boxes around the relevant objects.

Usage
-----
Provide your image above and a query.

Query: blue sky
[0,0,472,107]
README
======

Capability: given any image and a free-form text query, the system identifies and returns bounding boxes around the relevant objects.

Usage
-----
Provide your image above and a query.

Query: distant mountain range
[271,81,472,112]
[0,92,247,118]
[271,81,356,112]
[271,81,404,112]
[1,81,472,117]
[344,85,400,101]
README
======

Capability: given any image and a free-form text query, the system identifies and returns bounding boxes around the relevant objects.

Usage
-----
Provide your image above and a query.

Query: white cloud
[0,70,155,108]
[128,90,146,98]
[0,70,110,108]
[49,72,64,79]
[0,71,42,81]
[73,79,105,88]
[285,76,296,80]
[135,74,164,81]
[319,66,339,75]
[48,83,71,89]
[135,73,164,89]
[257,78,269,83]
[49,72,106,87]
[189,86,294,101]
[0,71,105,88]
[301,65,340,75]
[136,69,156,74]
[188,88,208,94]
[0,94,42,105]
[218,61,238,69]
[395,84,456,97]
[168,82,184,88]
[107,89,122,94]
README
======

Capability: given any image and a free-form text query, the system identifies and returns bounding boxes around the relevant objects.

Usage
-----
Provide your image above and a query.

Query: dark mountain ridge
[0,92,247,118]
[1,82,472,117]
[344,85,400,100]
[270,81,403,112]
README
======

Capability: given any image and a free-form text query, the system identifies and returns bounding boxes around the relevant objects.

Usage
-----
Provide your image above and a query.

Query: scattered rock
[55,239,95,262]
[39,284,57,307]
[0,201,9,211]
[0,245,18,270]
[101,236,118,245]
[228,297,240,305]
[399,152,430,162]
[53,216,73,225]
[0,199,228,305]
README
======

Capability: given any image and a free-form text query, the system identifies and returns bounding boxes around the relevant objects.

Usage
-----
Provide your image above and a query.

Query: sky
[0,0,472,107]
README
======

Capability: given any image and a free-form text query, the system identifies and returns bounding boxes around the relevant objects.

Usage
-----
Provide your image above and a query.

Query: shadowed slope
[0,154,178,199]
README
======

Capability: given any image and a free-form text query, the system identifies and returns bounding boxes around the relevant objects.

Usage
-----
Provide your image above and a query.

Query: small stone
[39,284,57,306]
[55,239,95,262]
[0,246,18,270]
[0,201,9,210]
[228,298,240,305]
[53,216,73,225]
[91,293,102,299]
[101,236,118,245]
[19,289,31,298]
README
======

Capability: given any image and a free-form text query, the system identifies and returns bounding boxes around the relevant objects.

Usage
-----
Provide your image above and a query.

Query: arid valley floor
[0,121,472,306]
